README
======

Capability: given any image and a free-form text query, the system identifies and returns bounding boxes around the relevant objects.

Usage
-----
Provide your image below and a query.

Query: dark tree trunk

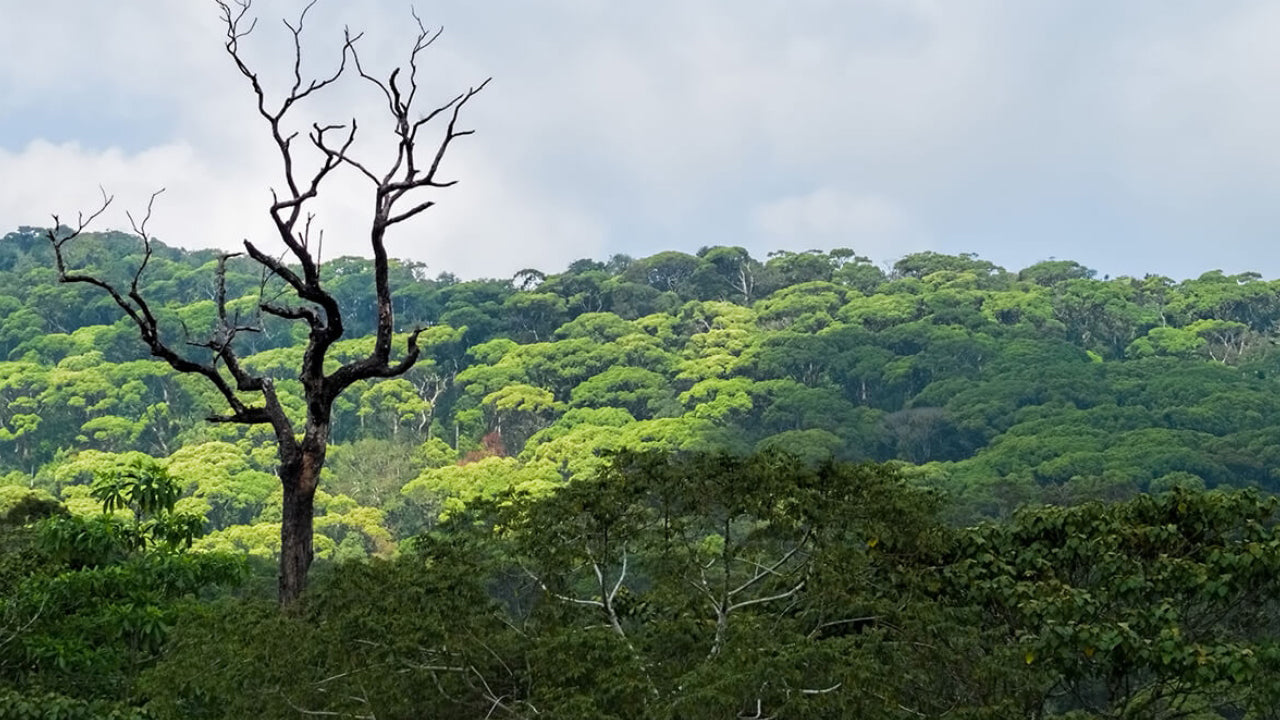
[279,447,322,604]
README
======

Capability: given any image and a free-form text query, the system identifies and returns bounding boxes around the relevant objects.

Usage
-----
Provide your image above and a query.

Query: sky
[3,1,1280,281]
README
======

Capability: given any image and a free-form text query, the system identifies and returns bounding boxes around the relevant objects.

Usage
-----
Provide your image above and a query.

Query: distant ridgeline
[4,225,1280,551]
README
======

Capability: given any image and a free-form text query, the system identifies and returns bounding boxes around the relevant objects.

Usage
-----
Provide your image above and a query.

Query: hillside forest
[5,227,1280,717]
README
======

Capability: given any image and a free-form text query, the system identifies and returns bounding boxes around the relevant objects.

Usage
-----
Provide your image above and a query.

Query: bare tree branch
[47,192,276,429]
[53,0,485,604]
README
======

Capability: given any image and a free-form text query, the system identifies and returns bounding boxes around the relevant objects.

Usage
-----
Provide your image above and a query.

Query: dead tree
[46,0,488,604]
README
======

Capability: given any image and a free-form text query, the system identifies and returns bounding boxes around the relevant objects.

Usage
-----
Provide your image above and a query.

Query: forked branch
[46,193,281,430]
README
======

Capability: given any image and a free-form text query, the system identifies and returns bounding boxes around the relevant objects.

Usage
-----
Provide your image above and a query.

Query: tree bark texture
[279,451,320,603]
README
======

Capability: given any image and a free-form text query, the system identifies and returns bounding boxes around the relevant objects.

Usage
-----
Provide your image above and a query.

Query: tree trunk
[279,452,320,604]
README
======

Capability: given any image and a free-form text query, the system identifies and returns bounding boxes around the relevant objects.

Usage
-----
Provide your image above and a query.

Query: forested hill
[4,225,1280,547]
[11,227,1280,717]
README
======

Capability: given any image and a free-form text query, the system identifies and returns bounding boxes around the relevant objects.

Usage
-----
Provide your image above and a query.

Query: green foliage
[945,488,1280,717]
[165,441,276,530]
[0,689,151,720]
[0,459,245,710]
[402,456,562,519]
[10,232,1280,714]
[141,533,515,720]
[0,486,64,526]
[138,454,1280,718]
[7,233,1280,523]
[141,452,949,719]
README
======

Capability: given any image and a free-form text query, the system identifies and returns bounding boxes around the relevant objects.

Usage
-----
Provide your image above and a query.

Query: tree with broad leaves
[43,0,488,603]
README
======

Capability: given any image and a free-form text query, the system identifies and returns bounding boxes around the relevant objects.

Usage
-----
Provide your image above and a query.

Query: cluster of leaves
[945,488,1280,717]
[0,690,150,720]
[0,461,245,713]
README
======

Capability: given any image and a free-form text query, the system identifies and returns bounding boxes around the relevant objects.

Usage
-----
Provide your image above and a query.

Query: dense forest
[5,227,1280,717]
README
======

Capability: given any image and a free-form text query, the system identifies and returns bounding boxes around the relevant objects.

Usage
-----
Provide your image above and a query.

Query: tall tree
[44,0,487,603]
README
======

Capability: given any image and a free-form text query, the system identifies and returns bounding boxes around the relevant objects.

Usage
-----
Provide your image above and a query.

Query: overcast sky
[3,1,1280,281]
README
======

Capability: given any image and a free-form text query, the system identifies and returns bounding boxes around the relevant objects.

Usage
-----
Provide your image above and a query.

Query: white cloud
[0,0,597,278]
[7,1,1280,279]
[1110,2,1280,196]
[0,139,253,248]
[750,188,922,260]
[377,146,608,278]
[0,135,604,279]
